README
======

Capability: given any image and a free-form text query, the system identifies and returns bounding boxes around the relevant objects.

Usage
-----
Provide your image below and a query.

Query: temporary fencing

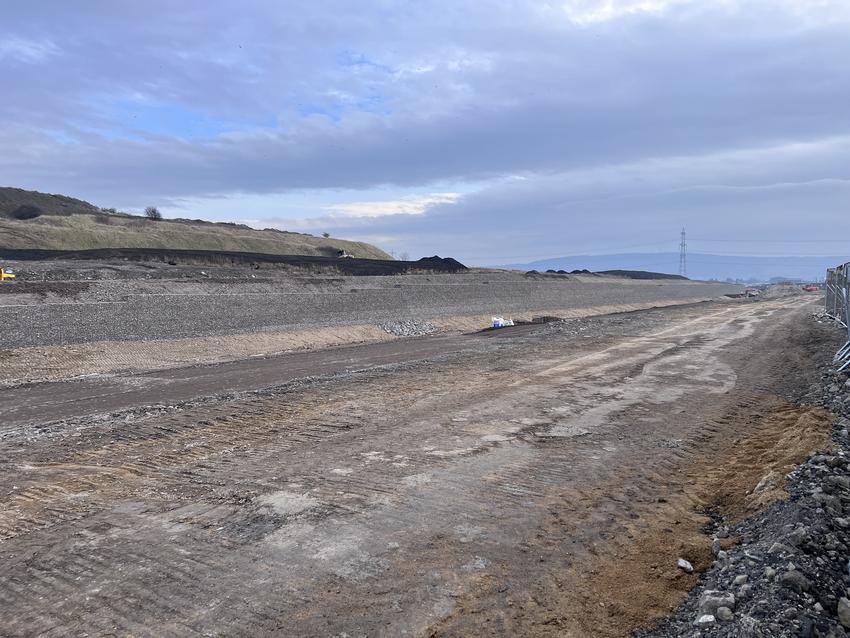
[826,261,850,371]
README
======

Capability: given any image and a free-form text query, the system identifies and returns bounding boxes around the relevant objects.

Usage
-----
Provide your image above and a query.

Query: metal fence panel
[826,261,850,370]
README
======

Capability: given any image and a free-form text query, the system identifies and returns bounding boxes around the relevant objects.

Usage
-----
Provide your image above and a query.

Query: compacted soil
[0,296,837,637]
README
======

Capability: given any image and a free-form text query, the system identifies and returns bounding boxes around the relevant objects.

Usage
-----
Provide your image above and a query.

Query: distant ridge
[0,186,391,259]
[502,252,849,282]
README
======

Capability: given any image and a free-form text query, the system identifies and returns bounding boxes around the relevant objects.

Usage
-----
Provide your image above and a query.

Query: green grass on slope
[0,214,391,259]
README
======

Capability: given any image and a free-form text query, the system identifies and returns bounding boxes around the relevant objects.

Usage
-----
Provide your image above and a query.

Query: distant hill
[0,187,104,219]
[503,253,849,282]
[0,187,391,259]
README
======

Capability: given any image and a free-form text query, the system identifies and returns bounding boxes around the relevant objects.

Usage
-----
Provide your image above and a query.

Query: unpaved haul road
[0,297,837,637]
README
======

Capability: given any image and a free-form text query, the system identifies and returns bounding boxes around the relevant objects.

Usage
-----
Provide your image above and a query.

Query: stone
[698,590,736,616]
[678,558,694,573]
[780,570,812,593]
[712,537,722,555]
[737,615,760,638]
[764,567,776,578]
[733,574,748,586]
[826,475,850,492]
[716,606,734,622]
[694,614,716,627]
[769,542,794,555]
[839,597,850,629]
[787,526,809,547]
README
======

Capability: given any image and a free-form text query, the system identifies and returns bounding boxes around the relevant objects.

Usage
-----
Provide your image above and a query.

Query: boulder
[698,590,736,616]
[716,606,734,622]
[780,570,812,593]
[694,614,716,627]
[839,597,850,629]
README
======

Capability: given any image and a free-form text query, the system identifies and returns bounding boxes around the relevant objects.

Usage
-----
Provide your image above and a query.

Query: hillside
[0,187,391,259]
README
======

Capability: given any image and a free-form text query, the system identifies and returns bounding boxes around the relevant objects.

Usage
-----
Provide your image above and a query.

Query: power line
[690,238,850,244]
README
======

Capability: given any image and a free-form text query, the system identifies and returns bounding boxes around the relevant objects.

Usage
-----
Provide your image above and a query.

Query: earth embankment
[0,260,742,385]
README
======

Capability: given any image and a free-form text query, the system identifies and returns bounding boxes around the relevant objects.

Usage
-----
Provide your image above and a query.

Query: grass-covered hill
[0,187,391,259]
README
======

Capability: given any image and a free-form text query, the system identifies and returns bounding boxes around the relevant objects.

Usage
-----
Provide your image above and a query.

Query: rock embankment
[0,268,740,349]
[638,327,850,637]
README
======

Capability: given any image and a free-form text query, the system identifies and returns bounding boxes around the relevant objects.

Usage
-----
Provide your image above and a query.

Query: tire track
[0,297,824,637]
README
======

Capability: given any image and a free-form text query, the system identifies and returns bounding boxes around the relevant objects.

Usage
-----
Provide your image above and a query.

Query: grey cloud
[2,1,850,261]
[308,138,850,263]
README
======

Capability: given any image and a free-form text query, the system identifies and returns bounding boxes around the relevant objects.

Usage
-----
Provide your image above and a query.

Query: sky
[2,0,850,266]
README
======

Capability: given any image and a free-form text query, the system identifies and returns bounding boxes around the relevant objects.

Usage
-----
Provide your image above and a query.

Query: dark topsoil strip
[636,319,850,638]
[0,281,91,297]
[0,248,467,277]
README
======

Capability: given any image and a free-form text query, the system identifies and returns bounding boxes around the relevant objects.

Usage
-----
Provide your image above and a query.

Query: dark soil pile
[0,248,468,277]
[599,270,687,280]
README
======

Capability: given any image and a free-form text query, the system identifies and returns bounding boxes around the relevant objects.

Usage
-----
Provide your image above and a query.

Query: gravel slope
[0,263,741,349]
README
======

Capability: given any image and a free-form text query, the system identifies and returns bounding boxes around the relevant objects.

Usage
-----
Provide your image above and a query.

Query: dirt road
[0,332,493,427]
[0,297,837,637]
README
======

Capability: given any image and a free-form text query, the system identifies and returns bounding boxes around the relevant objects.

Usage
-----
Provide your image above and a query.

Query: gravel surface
[637,314,850,638]
[0,259,742,348]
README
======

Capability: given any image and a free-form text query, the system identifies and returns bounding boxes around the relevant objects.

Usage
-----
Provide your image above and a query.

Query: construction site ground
[0,294,841,637]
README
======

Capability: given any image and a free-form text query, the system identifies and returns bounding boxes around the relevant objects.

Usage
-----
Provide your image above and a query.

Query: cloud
[0,36,57,63]
[308,135,850,263]
[562,0,850,25]
[561,0,695,24]
[324,193,459,217]
[1,1,850,262]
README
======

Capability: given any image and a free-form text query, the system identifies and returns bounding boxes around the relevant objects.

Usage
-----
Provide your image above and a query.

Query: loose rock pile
[638,355,850,636]
[379,320,437,337]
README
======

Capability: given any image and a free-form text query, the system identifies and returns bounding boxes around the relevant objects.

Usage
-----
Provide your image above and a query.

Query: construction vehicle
[0,268,15,282]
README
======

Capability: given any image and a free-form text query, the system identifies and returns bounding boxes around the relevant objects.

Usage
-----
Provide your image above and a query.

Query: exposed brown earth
[0,296,837,637]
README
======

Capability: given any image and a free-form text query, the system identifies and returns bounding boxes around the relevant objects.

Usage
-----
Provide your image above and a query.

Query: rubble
[637,353,850,638]
[379,320,437,337]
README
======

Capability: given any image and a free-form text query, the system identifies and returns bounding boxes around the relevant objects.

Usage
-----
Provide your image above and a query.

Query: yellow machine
[0,268,15,281]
